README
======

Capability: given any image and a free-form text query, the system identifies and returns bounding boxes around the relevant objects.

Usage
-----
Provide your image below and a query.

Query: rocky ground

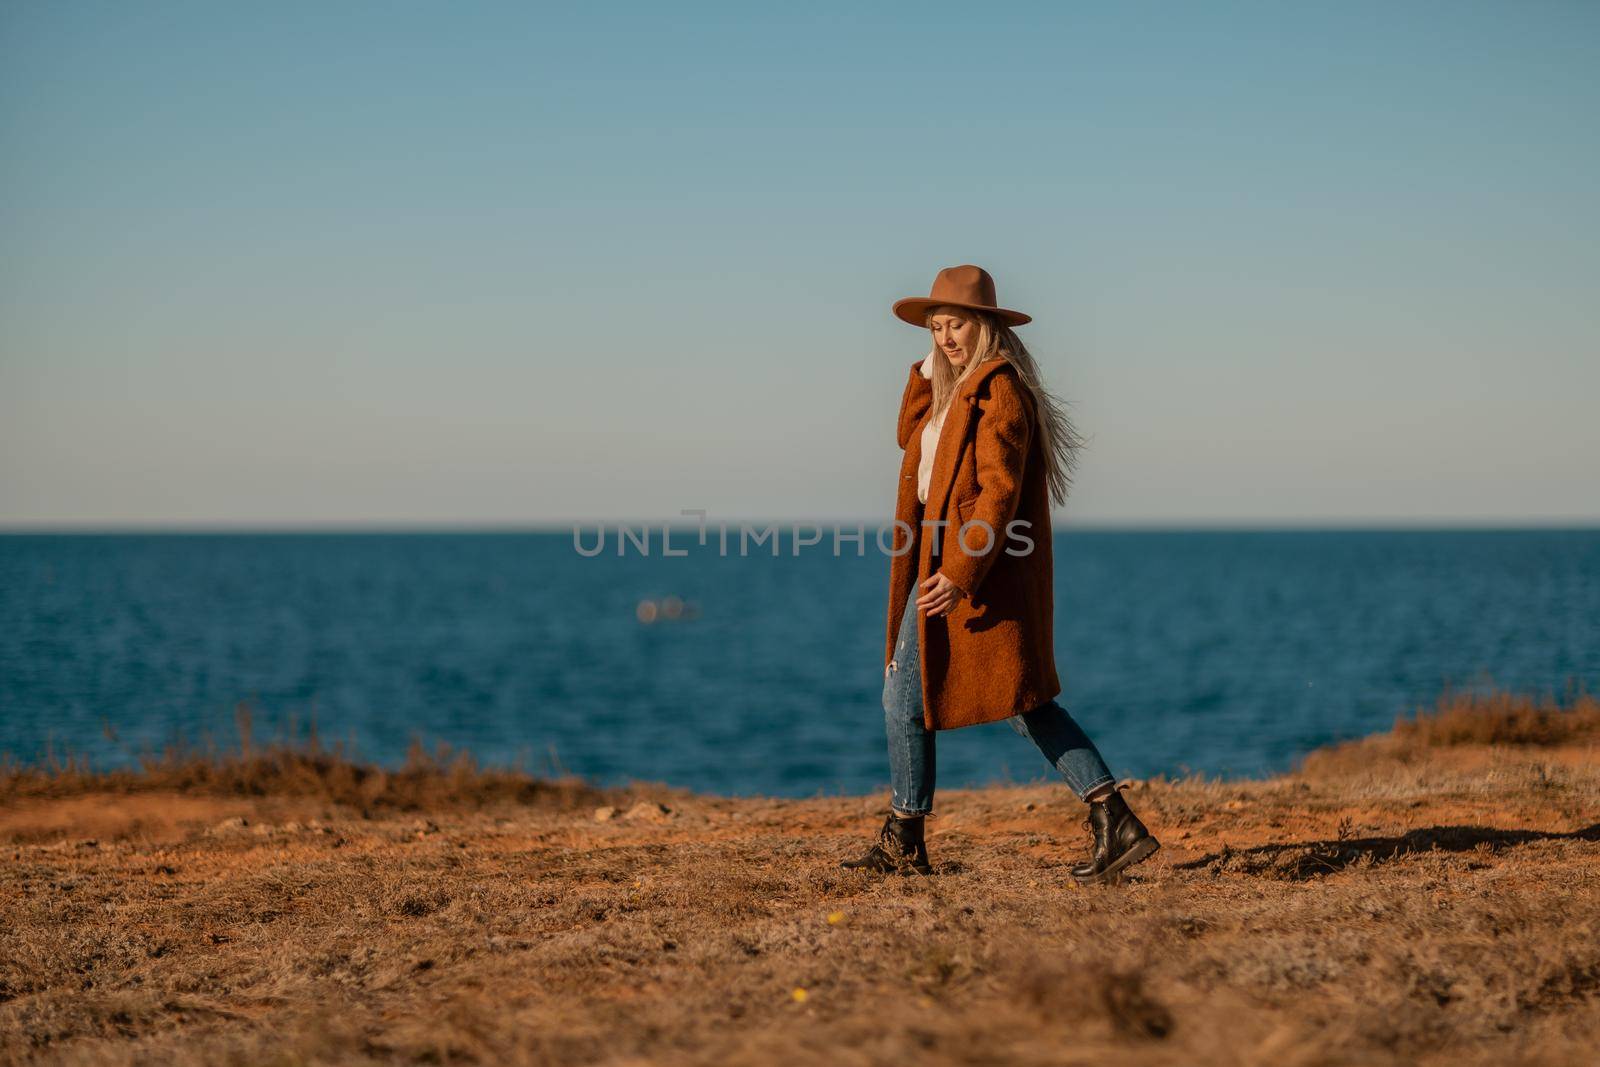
[2,692,1597,1066]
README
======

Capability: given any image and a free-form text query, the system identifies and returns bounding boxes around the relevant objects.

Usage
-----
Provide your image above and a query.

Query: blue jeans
[882,589,1116,815]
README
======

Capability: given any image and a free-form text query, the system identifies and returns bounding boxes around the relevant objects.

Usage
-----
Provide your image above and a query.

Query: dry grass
[1301,688,1600,781]
[1392,689,1600,749]
[2,691,1598,1066]
[0,704,610,814]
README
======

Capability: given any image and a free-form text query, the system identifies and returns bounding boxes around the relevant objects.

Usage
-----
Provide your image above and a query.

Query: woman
[840,264,1159,885]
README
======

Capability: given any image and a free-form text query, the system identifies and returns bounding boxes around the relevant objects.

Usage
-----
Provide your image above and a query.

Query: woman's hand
[916,572,967,617]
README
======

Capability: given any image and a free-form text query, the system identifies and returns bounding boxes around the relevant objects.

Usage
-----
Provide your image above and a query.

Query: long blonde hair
[923,305,1084,508]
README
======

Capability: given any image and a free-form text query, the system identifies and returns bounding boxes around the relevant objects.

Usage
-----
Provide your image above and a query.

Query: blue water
[2,530,1596,797]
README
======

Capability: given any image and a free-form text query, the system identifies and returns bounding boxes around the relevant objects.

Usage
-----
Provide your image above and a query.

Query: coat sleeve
[895,358,934,449]
[937,371,1035,599]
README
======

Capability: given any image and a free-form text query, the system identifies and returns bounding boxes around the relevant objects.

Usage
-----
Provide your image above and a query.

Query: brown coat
[883,355,1061,731]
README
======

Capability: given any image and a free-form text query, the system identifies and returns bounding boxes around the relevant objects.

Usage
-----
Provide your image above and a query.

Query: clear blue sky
[3,1,1596,527]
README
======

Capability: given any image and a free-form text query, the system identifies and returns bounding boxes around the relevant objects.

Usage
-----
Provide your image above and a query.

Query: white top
[916,350,948,505]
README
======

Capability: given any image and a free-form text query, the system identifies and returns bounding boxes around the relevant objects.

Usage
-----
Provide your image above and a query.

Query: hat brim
[891,297,1032,328]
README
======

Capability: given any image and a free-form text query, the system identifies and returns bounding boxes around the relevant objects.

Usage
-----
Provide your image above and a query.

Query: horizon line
[3,517,1599,536]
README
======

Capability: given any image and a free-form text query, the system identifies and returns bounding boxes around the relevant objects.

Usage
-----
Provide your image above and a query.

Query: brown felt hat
[891,263,1031,328]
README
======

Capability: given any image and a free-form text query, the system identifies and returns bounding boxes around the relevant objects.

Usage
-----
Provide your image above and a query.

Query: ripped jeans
[882,588,1116,816]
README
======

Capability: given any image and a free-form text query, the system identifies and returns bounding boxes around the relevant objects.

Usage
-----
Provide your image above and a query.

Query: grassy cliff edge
[3,691,1597,1066]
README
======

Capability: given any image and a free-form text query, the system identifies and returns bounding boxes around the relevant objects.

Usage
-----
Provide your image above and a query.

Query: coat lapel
[921,358,1011,525]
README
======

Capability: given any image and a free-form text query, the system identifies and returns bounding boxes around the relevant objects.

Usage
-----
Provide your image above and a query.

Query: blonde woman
[841,264,1159,884]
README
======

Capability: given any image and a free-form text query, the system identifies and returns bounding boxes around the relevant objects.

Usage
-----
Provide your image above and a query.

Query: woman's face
[929,312,978,368]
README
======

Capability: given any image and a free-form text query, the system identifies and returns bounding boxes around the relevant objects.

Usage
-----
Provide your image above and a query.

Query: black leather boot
[1070,787,1160,884]
[839,811,932,875]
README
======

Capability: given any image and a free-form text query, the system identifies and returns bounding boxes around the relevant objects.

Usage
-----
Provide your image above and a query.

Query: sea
[2,528,1596,798]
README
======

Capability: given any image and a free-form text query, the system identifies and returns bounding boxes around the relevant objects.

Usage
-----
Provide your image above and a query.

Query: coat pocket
[952,492,981,535]
[950,491,997,599]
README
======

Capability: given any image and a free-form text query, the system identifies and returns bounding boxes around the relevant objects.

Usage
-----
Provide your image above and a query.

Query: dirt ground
[3,699,1598,1066]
